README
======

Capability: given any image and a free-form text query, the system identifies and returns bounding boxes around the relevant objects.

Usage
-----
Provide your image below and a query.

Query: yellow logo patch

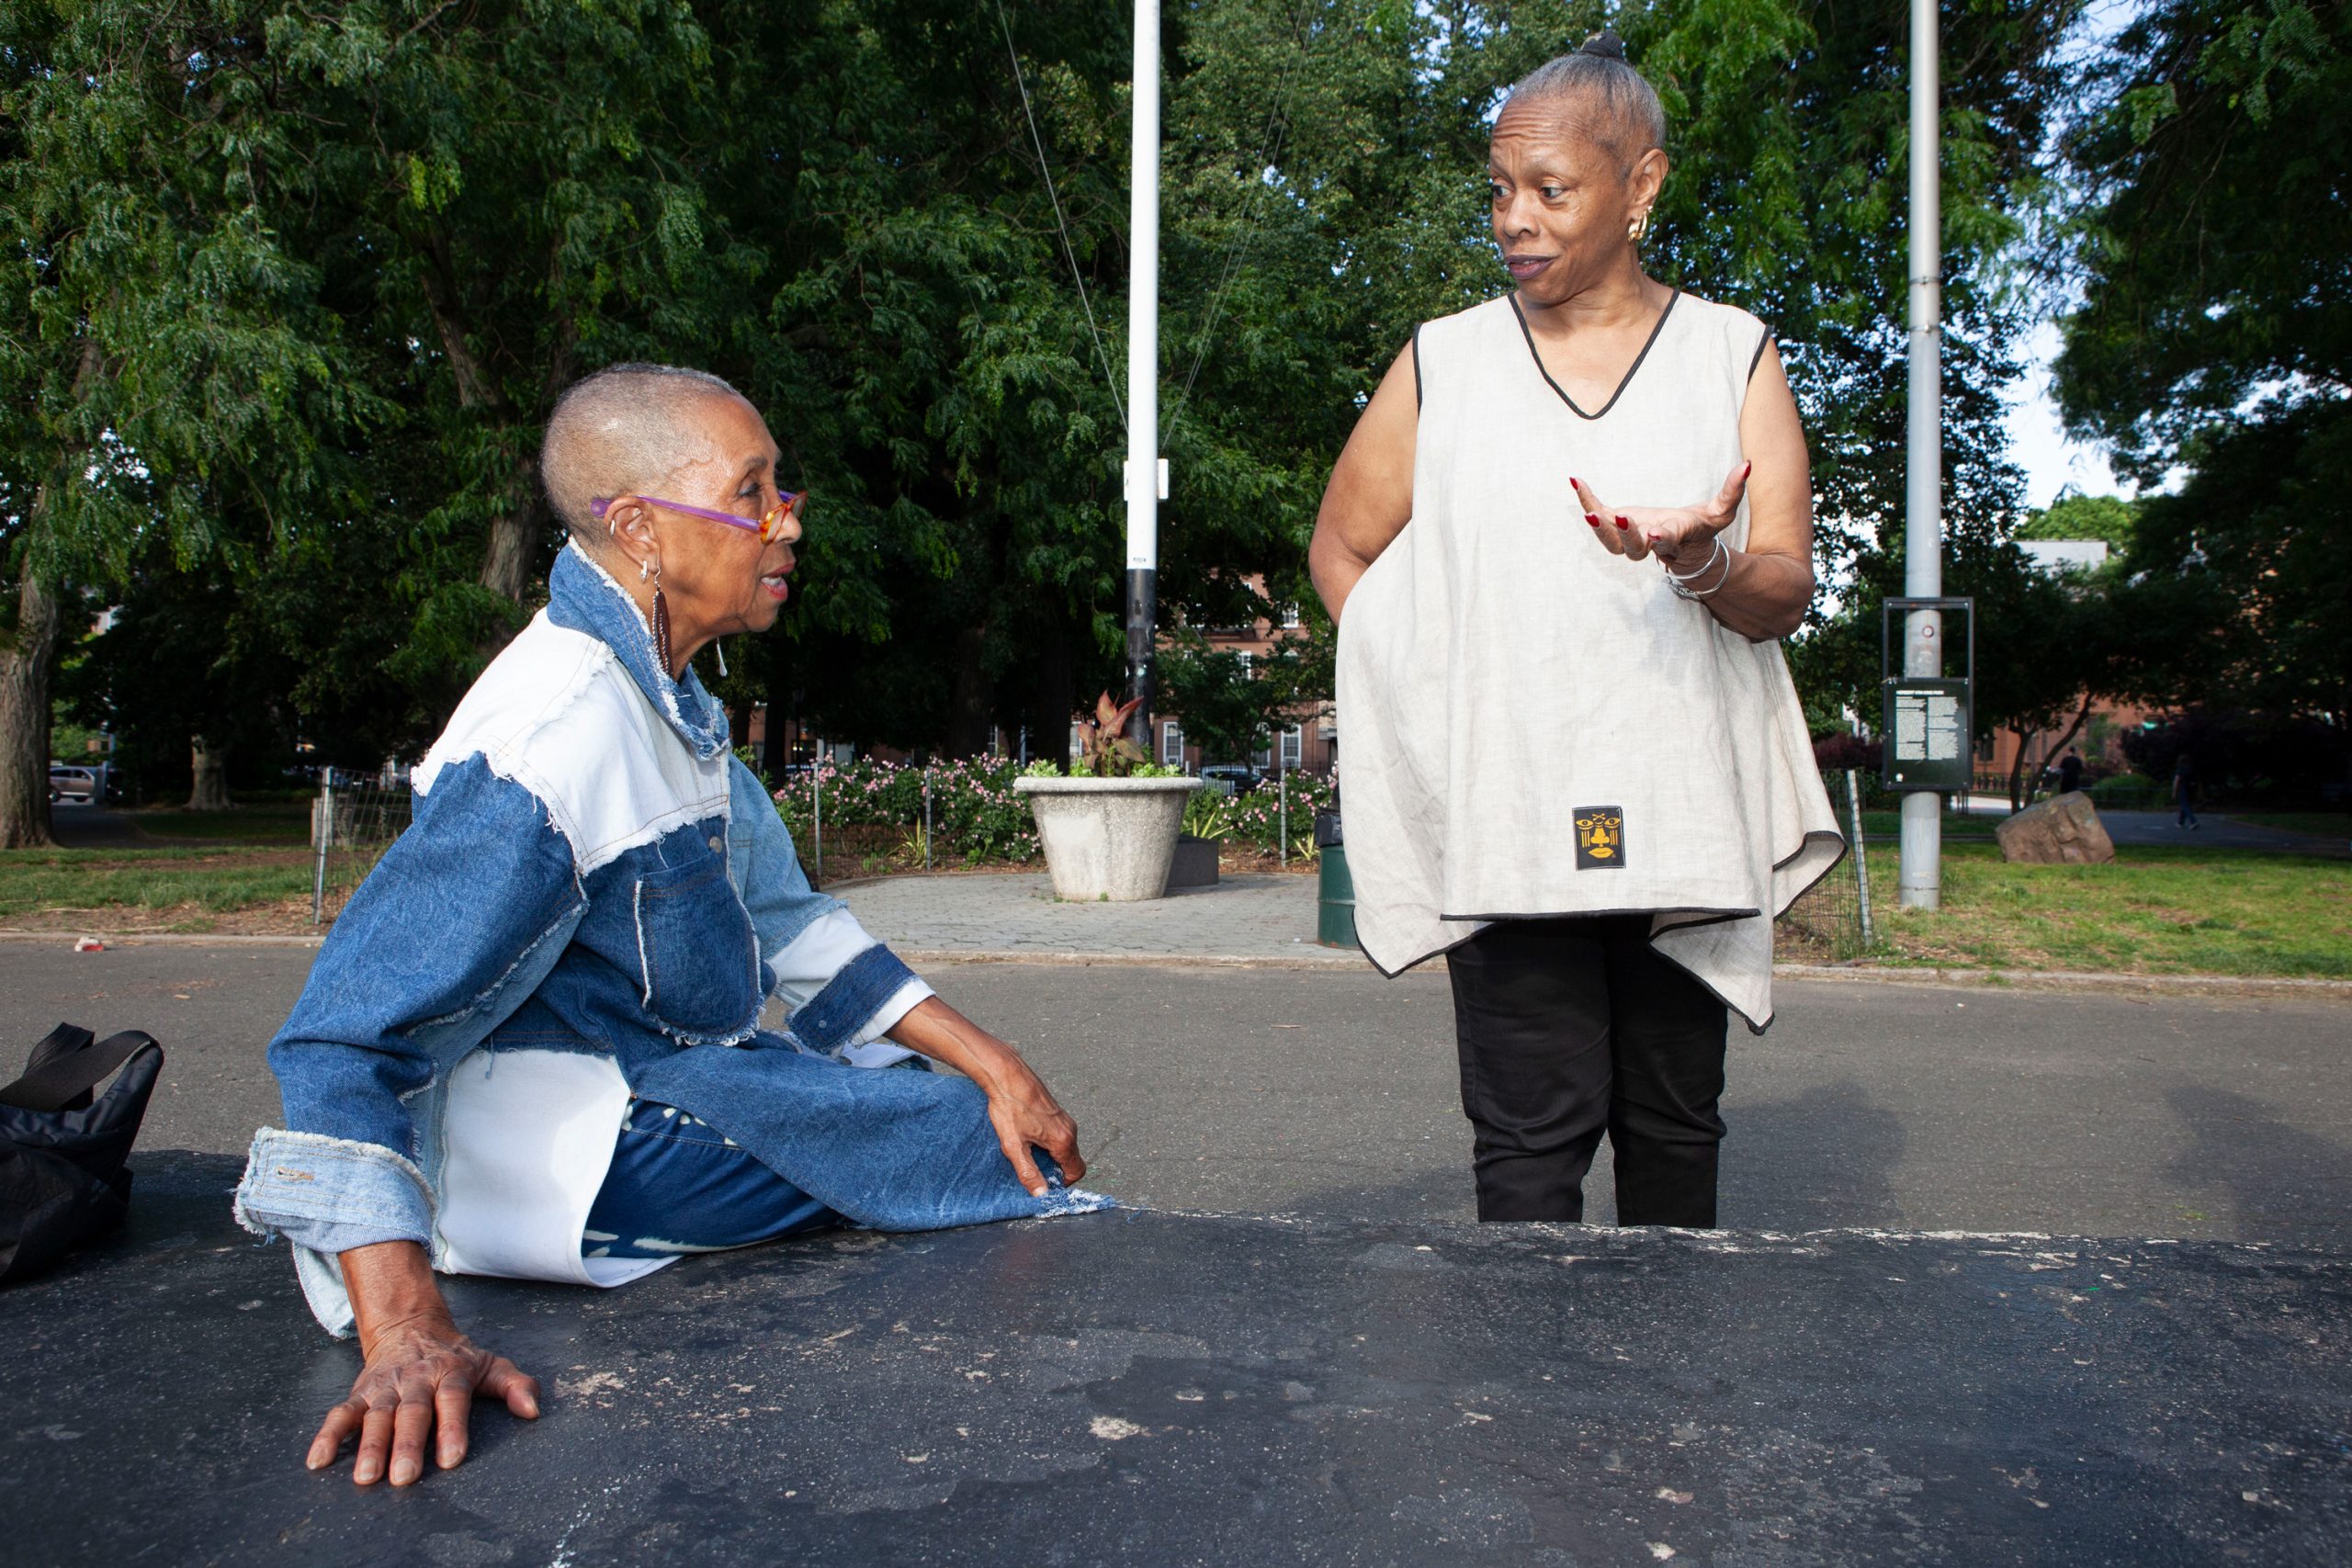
[1574,807,1625,870]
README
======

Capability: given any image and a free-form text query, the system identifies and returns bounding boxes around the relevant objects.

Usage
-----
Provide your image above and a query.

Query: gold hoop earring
[1628,211,1651,243]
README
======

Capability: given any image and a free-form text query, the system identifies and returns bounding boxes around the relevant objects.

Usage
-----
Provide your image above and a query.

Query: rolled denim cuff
[786,942,922,1055]
[233,1127,435,1258]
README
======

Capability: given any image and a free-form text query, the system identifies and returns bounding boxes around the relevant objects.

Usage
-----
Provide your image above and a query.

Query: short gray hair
[1500,31,1667,173]
[540,362,746,542]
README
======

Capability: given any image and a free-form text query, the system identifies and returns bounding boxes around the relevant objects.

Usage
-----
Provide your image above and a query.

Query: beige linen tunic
[1335,290,1844,1031]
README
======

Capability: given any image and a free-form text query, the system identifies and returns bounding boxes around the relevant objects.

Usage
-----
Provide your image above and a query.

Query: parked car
[48,764,97,804]
[1199,764,1262,797]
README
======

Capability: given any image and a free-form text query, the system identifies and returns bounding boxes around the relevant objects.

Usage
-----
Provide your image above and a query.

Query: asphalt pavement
[5,940,2346,1245]
[2096,809,2350,856]
[9,1158,2346,1566]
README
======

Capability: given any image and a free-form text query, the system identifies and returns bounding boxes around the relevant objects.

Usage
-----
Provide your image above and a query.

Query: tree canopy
[17,0,2285,840]
[2051,0,2349,736]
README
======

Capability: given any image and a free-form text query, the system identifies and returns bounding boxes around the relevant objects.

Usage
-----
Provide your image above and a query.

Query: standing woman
[1310,34,1843,1228]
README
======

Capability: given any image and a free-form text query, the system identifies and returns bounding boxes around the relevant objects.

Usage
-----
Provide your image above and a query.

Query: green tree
[2018,492,2138,552]
[1,2,369,845]
[2052,0,2348,738]
[266,1,761,621]
[1628,0,2075,576]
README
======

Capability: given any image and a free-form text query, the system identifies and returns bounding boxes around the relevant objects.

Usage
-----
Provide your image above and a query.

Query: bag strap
[27,1023,95,1073]
[0,1030,162,1114]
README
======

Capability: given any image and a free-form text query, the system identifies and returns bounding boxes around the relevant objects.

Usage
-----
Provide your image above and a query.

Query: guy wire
[994,0,1127,429]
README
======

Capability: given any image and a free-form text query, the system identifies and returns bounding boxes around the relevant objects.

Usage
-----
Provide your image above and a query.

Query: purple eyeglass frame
[591,491,805,545]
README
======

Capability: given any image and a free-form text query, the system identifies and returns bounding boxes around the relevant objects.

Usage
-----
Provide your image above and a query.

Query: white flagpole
[1899,0,1944,909]
[1125,0,1162,749]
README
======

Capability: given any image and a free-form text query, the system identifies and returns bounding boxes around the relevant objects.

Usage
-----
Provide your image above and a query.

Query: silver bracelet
[1667,537,1734,600]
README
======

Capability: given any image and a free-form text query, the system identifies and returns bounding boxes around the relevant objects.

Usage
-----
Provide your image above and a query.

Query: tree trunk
[2006,726,2037,813]
[416,242,546,615]
[0,547,62,849]
[478,486,546,606]
[1024,620,1073,770]
[946,623,993,759]
[187,737,232,811]
[2040,694,2097,796]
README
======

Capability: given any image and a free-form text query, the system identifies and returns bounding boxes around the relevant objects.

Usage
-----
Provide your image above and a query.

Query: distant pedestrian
[2173,753,2199,829]
[2057,750,2083,796]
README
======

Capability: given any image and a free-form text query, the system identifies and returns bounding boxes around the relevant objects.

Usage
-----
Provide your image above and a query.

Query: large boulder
[1996,790,2116,864]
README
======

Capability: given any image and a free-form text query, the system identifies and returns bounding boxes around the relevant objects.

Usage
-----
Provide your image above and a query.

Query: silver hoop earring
[639,557,650,583]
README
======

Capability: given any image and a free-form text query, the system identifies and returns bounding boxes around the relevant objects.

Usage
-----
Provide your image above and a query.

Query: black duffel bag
[0,1024,164,1284]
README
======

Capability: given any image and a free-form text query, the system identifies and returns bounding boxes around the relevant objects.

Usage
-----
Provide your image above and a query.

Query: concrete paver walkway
[836,871,1363,966]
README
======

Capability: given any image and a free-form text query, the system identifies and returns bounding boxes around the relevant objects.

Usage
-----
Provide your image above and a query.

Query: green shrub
[2089,772,2165,810]
[1224,773,1333,854]
[774,756,1041,864]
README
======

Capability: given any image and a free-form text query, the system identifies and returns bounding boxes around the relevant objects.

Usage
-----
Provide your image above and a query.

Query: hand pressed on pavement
[979,1055,1087,1197]
[1570,463,1750,570]
[310,1240,540,1485]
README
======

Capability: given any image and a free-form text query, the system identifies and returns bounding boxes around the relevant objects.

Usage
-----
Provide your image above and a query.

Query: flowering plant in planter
[1074,692,1152,778]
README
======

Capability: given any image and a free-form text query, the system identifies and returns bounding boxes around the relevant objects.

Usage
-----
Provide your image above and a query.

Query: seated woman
[236,364,1102,1487]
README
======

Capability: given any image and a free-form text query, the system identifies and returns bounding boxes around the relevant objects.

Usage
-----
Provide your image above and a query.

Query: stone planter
[1014,775,1203,901]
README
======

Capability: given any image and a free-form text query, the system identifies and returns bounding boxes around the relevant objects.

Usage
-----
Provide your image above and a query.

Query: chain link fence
[1773,769,1877,963]
[310,774,414,924]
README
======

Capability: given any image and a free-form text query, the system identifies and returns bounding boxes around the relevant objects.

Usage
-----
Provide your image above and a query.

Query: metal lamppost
[1898,0,1945,909]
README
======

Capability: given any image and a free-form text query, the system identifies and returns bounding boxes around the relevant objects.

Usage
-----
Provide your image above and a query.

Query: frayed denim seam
[649,1016,762,1050]
[633,879,653,1005]
[233,1127,437,1244]
[413,892,588,1034]
[548,544,730,761]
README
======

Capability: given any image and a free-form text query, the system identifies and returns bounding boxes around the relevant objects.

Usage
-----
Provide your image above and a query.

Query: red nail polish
[1585,513,1601,526]
[1615,516,1630,530]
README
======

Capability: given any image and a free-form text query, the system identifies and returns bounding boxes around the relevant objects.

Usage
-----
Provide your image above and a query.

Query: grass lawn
[0,845,315,931]
[1871,843,2352,978]
[2227,812,2352,839]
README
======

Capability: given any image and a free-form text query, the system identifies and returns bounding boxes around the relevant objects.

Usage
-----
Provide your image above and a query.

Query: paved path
[6,941,2348,1246]
[7,931,2349,1562]
[41,800,150,849]
[2098,809,2350,856]
[834,869,1363,965]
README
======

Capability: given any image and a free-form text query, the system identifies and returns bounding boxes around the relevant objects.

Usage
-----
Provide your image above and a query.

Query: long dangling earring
[650,562,673,677]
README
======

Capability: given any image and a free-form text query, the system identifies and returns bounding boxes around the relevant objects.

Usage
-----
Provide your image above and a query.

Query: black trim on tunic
[1507,288,1681,421]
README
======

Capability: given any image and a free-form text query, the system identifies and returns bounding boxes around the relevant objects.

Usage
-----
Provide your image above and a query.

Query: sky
[2002,321,2129,509]
[2000,0,2148,513]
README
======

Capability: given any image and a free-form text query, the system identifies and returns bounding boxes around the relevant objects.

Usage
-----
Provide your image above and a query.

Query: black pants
[1445,916,1729,1227]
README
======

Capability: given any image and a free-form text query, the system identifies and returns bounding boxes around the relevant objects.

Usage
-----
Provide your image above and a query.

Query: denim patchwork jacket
[236,544,1103,1334]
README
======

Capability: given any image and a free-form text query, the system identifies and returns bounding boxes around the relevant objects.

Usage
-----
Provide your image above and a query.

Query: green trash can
[1314,807,1357,949]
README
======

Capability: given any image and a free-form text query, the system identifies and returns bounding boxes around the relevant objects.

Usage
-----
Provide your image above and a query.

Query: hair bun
[1577,29,1628,62]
